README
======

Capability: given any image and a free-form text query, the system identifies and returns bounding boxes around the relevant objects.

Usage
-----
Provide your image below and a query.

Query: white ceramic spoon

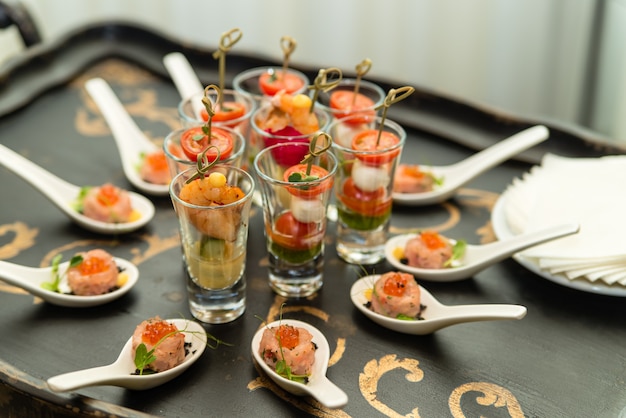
[163,52,205,118]
[0,144,155,234]
[385,223,579,282]
[0,257,138,307]
[351,275,527,335]
[251,319,348,409]
[85,77,170,196]
[392,125,549,206]
[47,319,207,391]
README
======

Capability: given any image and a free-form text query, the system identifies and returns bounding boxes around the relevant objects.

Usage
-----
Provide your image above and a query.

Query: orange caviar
[96,184,122,206]
[76,255,109,275]
[382,272,408,297]
[145,151,168,171]
[420,231,447,250]
[142,320,179,345]
[276,325,300,350]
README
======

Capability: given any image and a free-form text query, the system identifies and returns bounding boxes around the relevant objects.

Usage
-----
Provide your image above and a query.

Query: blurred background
[1,0,624,143]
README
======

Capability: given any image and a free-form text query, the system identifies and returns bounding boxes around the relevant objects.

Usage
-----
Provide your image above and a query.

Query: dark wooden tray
[1,22,625,418]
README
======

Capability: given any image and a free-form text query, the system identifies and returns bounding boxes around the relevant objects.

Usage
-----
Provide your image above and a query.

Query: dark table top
[1,22,625,418]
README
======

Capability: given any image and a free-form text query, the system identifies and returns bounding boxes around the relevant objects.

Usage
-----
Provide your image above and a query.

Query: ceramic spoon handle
[0,144,77,209]
[309,376,349,409]
[447,125,549,188]
[163,52,205,117]
[47,364,118,392]
[0,261,42,292]
[440,304,527,324]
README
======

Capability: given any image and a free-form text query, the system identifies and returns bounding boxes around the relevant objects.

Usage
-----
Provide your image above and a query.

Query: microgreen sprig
[443,239,467,268]
[280,35,297,80]
[212,27,243,94]
[375,86,415,146]
[352,58,372,106]
[287,132,333,183]
[134,320,231,375]
[41,254,84,293]
[308,67,343,113]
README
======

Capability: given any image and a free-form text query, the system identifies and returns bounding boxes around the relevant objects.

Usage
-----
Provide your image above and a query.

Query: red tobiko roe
[264,126,309,167]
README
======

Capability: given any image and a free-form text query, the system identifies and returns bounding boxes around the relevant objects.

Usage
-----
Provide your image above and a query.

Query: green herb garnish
[396,313,416,321]
[444,240,467,268]
[41,254,84,293]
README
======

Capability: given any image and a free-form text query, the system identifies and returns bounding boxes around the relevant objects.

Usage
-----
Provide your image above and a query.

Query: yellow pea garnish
[208,172,227,187]
[392,246,405,260]
[116,272,129,287]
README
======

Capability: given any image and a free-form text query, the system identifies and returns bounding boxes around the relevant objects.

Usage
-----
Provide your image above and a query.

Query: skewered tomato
[180,126,234,162]
[351,130,401,165]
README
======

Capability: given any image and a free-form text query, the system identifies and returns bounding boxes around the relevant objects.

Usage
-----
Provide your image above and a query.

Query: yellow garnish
[292,94,311,109]
[364,288,373,301]
[208,172,227,187]
[117,272,129,287]
[129,210,141,222]
[392,246,405,260]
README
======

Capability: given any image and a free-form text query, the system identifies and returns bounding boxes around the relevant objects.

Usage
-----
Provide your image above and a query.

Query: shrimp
[260,92,320,135]
[178,174,246,241]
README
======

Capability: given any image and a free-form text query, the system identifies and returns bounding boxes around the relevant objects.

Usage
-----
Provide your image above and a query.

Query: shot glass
[330,114,406,265]
[249,103,330,168]
[233,66,310,106]
[253,141,338,297]
[163,124,245,180]
[169,165,255,323]
[316,78,385,147]
[178,88,255,147]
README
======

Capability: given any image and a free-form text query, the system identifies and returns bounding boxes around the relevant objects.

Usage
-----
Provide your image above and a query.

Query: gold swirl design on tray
[360,354,424,418]
[449,382,525,417]
[0,222,38,259]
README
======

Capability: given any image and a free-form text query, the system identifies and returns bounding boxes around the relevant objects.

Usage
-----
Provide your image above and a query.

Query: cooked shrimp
[178,173,246,241]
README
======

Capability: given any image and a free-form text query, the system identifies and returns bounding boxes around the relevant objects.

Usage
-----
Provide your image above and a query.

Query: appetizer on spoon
[0,144,154,234]
[0,250,138,307]
[251,319,348,409]
[392,125,549,206]
[385,223,579,282]
[85,77,170,196]
[47,318,208,391]
[351,273,527,335]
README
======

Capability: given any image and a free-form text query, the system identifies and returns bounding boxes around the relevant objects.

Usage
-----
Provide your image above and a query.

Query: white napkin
[503,153,626,286]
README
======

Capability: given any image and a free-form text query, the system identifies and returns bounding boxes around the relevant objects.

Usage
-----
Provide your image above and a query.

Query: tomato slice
[351,129,401,165]
[200,101,247,127]
[338,177,391,216]
[283,164,332,199]
[329,91,375,124]
[180,126,234,162]
[259,71,305,96]
[268,211,324,250]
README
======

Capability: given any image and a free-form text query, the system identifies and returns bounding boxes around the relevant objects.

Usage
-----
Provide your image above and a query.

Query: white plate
[492,192,626,297]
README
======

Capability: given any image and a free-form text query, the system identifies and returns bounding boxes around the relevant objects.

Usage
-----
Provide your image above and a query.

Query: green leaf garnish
[396,313,417,321]
[287,172,319,183]
[444,240,467,268]
[41,254,84,293]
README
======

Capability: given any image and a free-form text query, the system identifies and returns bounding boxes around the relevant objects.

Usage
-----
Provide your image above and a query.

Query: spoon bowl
[85,77,170,196]
[251,319,348,409]
[0,143,155,234]
[0,257,138,307]
[392,125,549,206]
[47,318,206,391]
[351,275,527,335]
[386,223,579,282]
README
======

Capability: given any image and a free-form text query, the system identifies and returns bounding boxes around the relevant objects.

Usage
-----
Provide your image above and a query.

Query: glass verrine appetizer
[253,135,337,297]
[169,121,255,324]
[330,86,414,265]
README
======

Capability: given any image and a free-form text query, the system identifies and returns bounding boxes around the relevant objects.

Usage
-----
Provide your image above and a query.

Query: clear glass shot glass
[233,66,310,106]
[329,114,406,265]
[169,165,255,323]
[253,141,338,297]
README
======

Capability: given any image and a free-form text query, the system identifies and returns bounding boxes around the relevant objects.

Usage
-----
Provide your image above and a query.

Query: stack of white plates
[492,153,626,296]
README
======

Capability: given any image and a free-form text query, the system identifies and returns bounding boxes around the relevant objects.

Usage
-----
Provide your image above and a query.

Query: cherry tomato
[268,211,323,250]
[351,130,401,165]
[329,91,375,124]
[180,126,234,162]
[283,164,332,199]
[259,71,305,96]
[338,177,391,217]
[200,101,247,127]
